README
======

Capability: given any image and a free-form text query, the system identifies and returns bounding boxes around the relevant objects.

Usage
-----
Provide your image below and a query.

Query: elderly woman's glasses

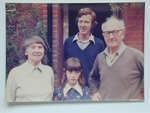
[102,29,123,37]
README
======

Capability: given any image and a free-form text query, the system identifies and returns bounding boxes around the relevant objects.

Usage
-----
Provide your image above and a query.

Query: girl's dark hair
[75,7,98,32]
[62,57,85,88]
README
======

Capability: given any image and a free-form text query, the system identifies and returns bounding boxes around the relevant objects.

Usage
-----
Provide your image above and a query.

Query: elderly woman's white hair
[101,16,125,31]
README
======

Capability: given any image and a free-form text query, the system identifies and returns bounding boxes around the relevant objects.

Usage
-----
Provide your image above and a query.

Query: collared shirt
[6,61,54,102]
[25,60,43,77]
[63,82,83,96]
[72,33,95,50]
[53,82,91,101]
[103,42,127,66]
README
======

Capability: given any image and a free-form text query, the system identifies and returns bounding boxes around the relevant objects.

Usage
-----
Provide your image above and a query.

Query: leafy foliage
[6,3,50,78]
[109,3,145,17]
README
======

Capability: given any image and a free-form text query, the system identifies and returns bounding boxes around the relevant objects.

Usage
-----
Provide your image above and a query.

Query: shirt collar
[72,33,95,45]
[24,60,43,75]
[103,42,127,56]
[63,82,83,96]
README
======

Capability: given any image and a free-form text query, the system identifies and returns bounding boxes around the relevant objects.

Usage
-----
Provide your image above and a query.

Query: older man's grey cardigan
[89,47,144,101]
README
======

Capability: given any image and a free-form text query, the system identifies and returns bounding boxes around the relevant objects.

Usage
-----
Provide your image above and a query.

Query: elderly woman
[6,35,54,102]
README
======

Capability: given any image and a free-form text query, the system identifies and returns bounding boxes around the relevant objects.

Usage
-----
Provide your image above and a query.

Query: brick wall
[34,4,145,89]
[52,4,63,88]
[120,5,144,99]
[35,4,63,88]
[35,4,48,32]
[16,4,144,97]
[120,6,144,52]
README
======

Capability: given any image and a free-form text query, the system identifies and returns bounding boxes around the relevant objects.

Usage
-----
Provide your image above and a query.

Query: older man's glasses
[102,29,123,37]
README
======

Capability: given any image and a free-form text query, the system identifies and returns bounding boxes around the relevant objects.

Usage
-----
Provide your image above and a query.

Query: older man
[89,16,144,101]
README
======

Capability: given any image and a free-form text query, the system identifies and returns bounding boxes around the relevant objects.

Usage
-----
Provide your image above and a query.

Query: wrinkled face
[25,43,44,66]
[66,70,81,87]
[77,14,93,35]
[102,20,125,49]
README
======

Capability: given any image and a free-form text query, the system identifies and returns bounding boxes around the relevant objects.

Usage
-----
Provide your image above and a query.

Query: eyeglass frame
[102,29,124,37]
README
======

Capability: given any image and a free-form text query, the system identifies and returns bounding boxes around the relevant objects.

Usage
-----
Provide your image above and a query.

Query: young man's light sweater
[63,36,104,86]
[89,47,144,101]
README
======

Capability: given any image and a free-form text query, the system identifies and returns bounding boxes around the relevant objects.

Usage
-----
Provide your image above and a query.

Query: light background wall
[1,0,150,113]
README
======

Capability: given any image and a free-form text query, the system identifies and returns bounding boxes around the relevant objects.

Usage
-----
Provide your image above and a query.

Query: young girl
[53,57,91,101]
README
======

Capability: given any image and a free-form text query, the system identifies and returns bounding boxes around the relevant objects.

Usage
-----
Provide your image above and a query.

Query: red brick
[125,37,144,41]
[135,31,144,37]
[135,41,144,47]
[136,21,144,26]
[43,12,48,15]
[43,15,47,17]
[52,10,58,13]
[53,67,62,72]
[53,51,62,56]
[52,36,60,40]
[43,10,47,13]
[42,7,47,10]
[127,26,144,31]
[125,41,135,46]
[125,31,135,37]
[54,75,61,81]
[53,31,59,36]
[36,4,43,8]
[52,53,60,57]
[43,20,47,23]
[53,16,59,20]
[136,10,144,15]
[38,6,43,9]
[127,6,144,11]
[52,56,62,61]
[43,4,47,7]
[43,21,47,25]
[52,61,60,65]
[53,47,62,51]
[53,26,59,30]
[52,4,59,8]
[53,41,61,46]
[52,20,59,25]
[123,9,136,16]
[127,15,144,21]
[52,4,63,88]
[125,44,134,48]
[125,21,135,27]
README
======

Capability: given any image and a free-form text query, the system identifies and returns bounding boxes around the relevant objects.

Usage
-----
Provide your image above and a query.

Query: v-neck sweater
[63,36,104,86]
[89,47,144,100]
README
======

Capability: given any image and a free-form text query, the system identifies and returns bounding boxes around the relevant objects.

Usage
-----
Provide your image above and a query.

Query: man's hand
[92,92,101,101]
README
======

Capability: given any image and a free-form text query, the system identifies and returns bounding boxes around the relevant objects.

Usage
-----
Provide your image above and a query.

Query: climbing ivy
[109,2,145,17]
[6,3,50,79]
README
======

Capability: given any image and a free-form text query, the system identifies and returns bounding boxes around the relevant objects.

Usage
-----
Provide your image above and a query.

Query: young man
[89,16,144,101]
[63,8,104,86]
